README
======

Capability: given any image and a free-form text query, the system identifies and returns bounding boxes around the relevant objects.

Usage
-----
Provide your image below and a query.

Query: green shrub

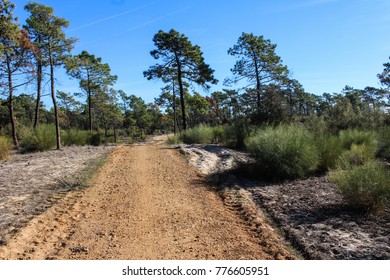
[20,124,56,152]
[88,133,101,146]
[101,135,115,144]
[316,134,344,171]
[166,134,181,145]
[330,161,390,211]
[181,124,214,144]
[376,126,390,161]
[339,129,378,150]
[62,129,91,146]
[0,136,12,160]
[245,124,320,180]
[221,119,252,149]
[338,143,377,168]
[211,126,225,144]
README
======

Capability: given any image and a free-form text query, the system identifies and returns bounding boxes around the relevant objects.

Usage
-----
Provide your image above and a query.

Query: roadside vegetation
[168,123,389,211]
[1,0,389,211]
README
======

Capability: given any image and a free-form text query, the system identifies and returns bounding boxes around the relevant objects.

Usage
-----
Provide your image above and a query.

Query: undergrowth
[0,136,12,160]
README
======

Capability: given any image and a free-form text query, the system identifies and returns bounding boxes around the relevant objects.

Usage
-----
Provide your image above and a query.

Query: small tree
[144,29,217,130]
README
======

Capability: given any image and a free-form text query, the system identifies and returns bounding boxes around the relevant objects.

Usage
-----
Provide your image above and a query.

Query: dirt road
[0,137,295,260]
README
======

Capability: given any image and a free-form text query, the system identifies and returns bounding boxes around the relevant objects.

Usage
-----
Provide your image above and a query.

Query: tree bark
[253,56,261,108]
[6,58,19,147]
[34,59,42,128]
[87,70,93,132]
[50,55,61,150]
[175,55,187,130]
[172,79,177,134]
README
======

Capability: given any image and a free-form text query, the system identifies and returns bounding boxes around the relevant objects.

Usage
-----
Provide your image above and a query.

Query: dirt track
[0,137,295,260]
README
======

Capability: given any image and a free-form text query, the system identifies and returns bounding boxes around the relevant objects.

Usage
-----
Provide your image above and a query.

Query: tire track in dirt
[0,138,294,260]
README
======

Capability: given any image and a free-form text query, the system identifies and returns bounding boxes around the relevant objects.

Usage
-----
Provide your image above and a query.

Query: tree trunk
[172,79,177,134]
[34,59,42,128]
[50,57,61,150]
[87,71,93,132]
[254,58,261,108]
[6,58,19,147]
[176,60,187,130]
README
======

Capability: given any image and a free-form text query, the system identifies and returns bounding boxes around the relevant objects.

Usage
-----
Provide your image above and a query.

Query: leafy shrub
[62,129,91,146]
[245,124,320,180]
[330,161,390,211]
[376,126,390,161]
[181,124,214,144]
[20,124,56,152]
[0,136,12,160]
[316,134,344,171]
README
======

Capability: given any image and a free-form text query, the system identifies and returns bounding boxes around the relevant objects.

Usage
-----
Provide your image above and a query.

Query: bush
[20,124,56,152]
[221,119,252,149]
[245,124,320,180]
[166,134,181,145]
[339,129,378,150]
[376,126,390,161]
[316,134,344,171]
[211,126,225,144]
[0,136,12,160]
[62,129,91,146]
[88,133,101,146]
[338,143,377,168]
[181,124,214,144]
[330,161,390,211]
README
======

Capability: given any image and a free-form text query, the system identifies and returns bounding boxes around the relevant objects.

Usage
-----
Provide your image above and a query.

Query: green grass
[330,161,390,211]
[0,136,12,160]
[245,124,320,180]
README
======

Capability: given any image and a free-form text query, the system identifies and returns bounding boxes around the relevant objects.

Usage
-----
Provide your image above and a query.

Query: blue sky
[10,0,390,105]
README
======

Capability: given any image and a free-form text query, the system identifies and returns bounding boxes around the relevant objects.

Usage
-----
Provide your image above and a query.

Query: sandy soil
[179,144,390,260]
[0,146,113,247]
[0,137,296,260]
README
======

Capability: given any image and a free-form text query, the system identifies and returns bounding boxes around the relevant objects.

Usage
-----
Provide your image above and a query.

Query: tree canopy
[144,29,217,130]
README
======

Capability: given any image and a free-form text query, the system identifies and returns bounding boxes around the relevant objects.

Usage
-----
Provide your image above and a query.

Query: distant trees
[144,29,217,130]
[65,50,117,131]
